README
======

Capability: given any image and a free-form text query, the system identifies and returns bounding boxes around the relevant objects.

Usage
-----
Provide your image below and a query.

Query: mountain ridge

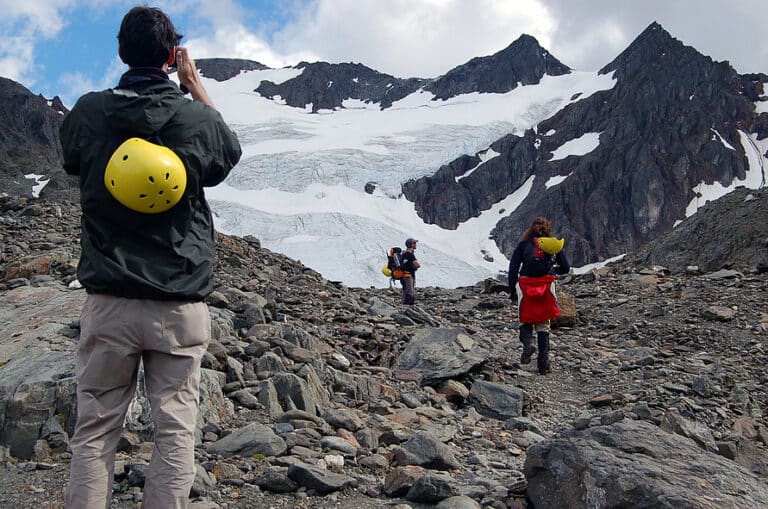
[403,21,768,267]
[251,34,568,111]
[1,22,766,286]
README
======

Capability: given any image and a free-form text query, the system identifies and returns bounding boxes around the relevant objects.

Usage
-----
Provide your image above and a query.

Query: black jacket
[61,69,242,300]
[402,250,419,277]
[508,238,570,297]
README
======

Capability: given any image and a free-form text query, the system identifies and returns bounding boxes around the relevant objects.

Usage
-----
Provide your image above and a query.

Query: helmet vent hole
[158,190,164,195]
[122,155,128,161]
[148,176,155,183]
[165,173,170,180]
[166,200,171,205]
[149,203,155,209]
[139,194,147,198]
[110,180,116,187]
[172,185,179,190]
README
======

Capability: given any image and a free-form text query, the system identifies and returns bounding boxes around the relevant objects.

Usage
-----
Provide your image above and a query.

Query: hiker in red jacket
[508,217,570,374]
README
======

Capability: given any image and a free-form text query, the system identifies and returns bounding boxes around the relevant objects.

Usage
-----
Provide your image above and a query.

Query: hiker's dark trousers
[402,276,415,305]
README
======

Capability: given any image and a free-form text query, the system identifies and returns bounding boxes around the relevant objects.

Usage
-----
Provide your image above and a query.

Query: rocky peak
[252,36,569,111]
[194,58,270,82]
[405,23,765,268]
[255,61,426,112]
[426,34,571,100]
[601,22,716,81]
[0,78,64,197]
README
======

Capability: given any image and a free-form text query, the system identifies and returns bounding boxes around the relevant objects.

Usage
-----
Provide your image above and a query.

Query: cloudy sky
[2,0,767,106]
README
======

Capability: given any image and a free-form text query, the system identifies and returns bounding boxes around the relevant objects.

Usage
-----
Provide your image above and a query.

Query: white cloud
[0,0,97,85]
[271,0,556,77]
[3,0,768,101]
[58,56,126,108]
[185,24,315,68]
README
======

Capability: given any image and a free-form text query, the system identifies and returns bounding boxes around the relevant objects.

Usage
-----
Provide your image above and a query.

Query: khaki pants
[66,294,210,509]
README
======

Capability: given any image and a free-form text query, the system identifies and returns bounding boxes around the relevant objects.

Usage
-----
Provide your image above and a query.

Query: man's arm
[508,243,523,300]
[174,46,243,186]
[554,250,571,275]
[176,47,215,108]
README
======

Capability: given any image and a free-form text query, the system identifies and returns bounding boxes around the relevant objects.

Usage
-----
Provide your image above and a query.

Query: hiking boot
[537,331,550,375]
[520,344,536,364]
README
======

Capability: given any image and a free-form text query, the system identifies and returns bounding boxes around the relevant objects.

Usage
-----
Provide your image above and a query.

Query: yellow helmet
[381,264,392,277]
[537,237,565,255]
[104,138,187,214]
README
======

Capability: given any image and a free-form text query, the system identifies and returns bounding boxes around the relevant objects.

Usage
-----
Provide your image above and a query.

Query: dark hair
[522,216,552,240]
[118,6,183,68]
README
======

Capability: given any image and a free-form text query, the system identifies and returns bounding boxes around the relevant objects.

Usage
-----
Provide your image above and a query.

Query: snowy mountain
[194,25,767,288]
[194,37,617,288]
[3,26,767,289]
[406,23,768,267]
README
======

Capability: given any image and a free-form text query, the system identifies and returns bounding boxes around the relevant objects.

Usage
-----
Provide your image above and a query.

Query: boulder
[525,420,768,509]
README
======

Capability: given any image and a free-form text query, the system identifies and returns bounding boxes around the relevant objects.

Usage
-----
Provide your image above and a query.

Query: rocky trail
[1,192,768,508]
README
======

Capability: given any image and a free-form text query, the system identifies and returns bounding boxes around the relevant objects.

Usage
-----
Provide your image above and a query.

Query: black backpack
[522,238,554,277]
[387,247,405,280]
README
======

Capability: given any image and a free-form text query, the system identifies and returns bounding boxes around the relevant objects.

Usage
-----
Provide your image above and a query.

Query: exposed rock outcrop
[404,22,768,268]
[254,34,567,112]
[631,187,768,272]
[194,58,270,82]
[0,78,66,197]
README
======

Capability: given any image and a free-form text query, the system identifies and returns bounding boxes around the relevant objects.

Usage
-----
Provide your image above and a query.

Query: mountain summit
[253,34,569,111]
[405,22,768,267]
[426,34,571,100]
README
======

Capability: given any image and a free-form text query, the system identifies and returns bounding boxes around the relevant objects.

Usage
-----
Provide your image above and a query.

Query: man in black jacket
[61,7,241,508]
[401,238,420,304]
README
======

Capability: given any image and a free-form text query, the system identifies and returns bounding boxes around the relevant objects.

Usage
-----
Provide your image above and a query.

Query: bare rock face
[0,78,66,197]
[194,58,270,82]
[404,22,768,268]
[253,34,566,112]
[631,187,768,272]
[423,34,570,100]
[256,61,427,112]
[524,420,768,509]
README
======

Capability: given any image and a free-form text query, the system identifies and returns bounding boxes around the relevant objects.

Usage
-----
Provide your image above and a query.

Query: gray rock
[322,408,364,431]
[436,495,482,509]
[255,351,286,374]
[197,368,235,431]
[525,420,768,509]
[405,474,459,503]
[206,423,287,458]
[257,379,283,419]
[468,381,524,420]
[504,417,546,435]
[191,464,217,497]
[392,328,490,385]
[391,431,461,470]
[271,372,318,415]
[660,409,718,453]
[253,468,299,493]
[320,436,357,456]
[701,305,736,322]
[286,462,357,494]
[368,298,399,316]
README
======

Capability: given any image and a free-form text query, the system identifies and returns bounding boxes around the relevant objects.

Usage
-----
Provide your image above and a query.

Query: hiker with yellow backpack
[382,238,421,304]
[508,217,570,375]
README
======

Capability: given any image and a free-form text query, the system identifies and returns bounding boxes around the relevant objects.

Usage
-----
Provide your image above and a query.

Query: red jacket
[517,274,560,323]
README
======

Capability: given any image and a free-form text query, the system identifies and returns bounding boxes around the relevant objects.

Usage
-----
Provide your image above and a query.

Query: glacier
[200,67,619,288]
